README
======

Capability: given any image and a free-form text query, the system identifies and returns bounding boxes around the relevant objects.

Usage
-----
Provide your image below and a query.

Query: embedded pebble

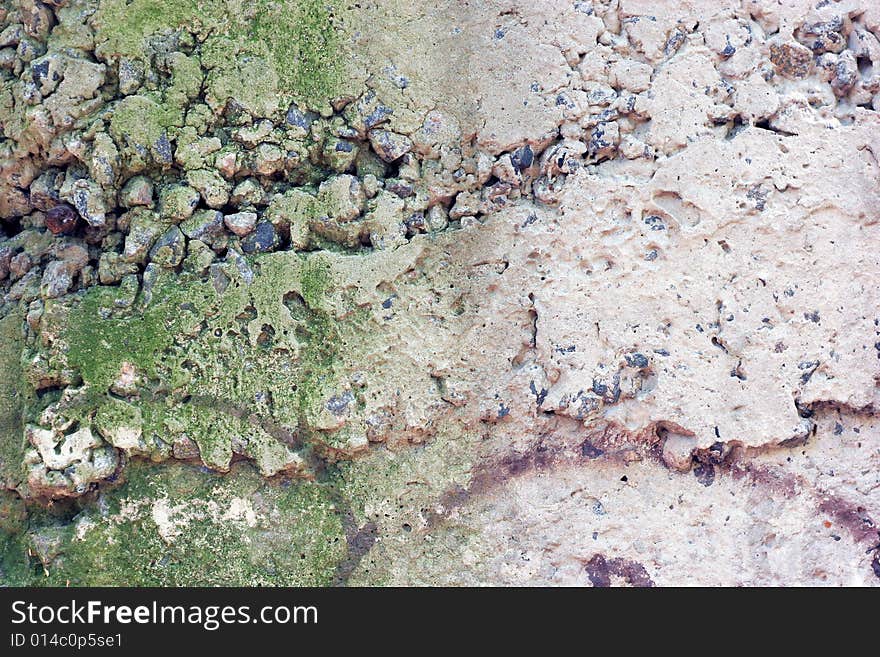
[224,211,258,237]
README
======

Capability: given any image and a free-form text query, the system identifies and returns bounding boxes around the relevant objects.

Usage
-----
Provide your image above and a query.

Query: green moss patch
[92,0,345,107]
[0,312,26,489]
[16,461,347,586]
[60,249,369,470]
[64,274,211,392]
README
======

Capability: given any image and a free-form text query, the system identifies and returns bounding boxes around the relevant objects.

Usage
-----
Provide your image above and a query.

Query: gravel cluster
[0,2,568,318]
[3,1,879,323]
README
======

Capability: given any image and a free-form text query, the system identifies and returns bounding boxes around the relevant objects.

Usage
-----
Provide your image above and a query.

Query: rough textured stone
[181,209,225,243]
[186,169,230,210]
[159,185,200,223]
[368,130,413,162]
[240,221,279,253]
[2,0,880,588]
[223,211,257,237]
[119,176,154,208]
[44,204,79,235]
[148,225,186,268]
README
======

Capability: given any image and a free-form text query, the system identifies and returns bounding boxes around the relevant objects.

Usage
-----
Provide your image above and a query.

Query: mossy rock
[8,461,347,586]
[55,249,361,473]
[0,311,26,489]
[92,0,346,109]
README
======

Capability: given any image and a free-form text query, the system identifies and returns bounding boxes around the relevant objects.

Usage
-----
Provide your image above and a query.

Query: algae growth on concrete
[2,461,347,586]
[94,0,345,104]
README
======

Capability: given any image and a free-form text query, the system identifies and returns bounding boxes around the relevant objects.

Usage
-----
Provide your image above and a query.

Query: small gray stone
[149,225,187,268]
[173,435,201,460]
[54,244,89,273]
[159,184,200,223]
[154,133,173,166]
[40,260,73,299]
[79,265,97,288]
[89,133,120,187]
[0,24,23,49]
[9,253,31,280]
[362,174,380,198]
[210,263,230,294]
[122,210,163,263]
[230,178,265,208]
[368,129,413,162]
[17,36,46,64]
[426,205,449,232]
[326,390,355,416]
[181,209,225,242]
[449,191,481,220]
[265,189,313,250]
[186,169,231,209]
[323,138,359,172]
[141,263,160,306]
[183,239,215,275]
[113,274,140,308]
[98,252,138,284]
[345,90,393,136]
[29,170,63,211]
[214,148,239,179]
[6,270,40,303]
[386,179,414,198]
[317,174,364,223]
[0,48,16,71]
[253,143,284,176]
[63,178,107,227]
[285,102,318,132]
[0,246,12,280]
[118,58,145,95]
[240,221,279,254]
[232,120,274,147]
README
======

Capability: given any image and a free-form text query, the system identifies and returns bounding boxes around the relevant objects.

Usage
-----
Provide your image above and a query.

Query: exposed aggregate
[1,0,879,585]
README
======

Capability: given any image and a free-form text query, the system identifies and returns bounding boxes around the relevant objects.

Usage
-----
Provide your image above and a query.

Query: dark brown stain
[467,435,565,499]
[692,461,715,486]
[722,456,799,498]
[722,452,877,545]
[438,484,470,511]
[817,497,877,545]
[428,420,672,527]
[331,515,378,587]
[579,439,604,459]
[429,412,880,582]
[585,553,655,587]
[723,449,880,579]
[426,432,569,527]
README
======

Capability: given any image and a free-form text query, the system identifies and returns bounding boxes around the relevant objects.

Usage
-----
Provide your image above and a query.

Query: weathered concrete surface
[1,0,879,585]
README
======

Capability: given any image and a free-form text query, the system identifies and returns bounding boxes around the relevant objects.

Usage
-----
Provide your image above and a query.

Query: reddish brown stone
[45,203,80,235]
[769,41,814,79]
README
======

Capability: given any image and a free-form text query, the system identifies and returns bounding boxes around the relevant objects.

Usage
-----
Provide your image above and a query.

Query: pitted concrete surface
[0,0,878,586]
